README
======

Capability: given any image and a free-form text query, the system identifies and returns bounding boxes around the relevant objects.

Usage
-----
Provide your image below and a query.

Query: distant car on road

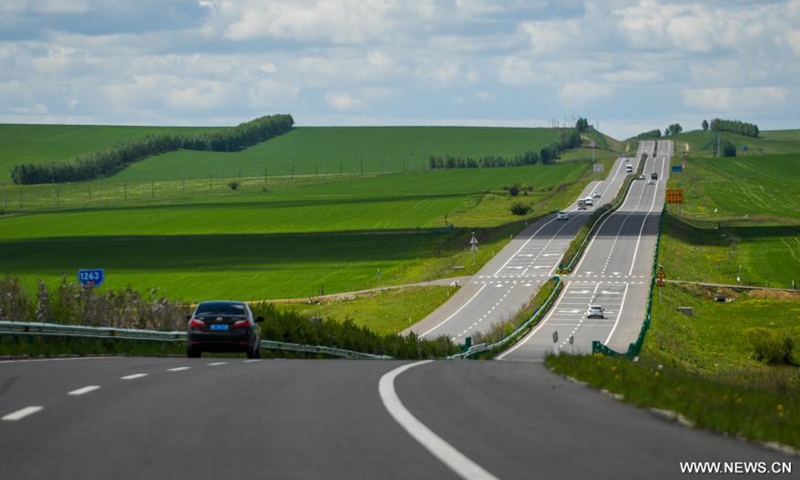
[557,211,568,220]
[593,191,601,198]
[647,179,655,185]
[584,196,594,206]
[639,174,646,180]
[651,172,659,180]
[586,304,605,319]
[187,301,264,358]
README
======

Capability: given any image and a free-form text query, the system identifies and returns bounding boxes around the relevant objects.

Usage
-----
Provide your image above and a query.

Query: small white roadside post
[552,330,559,355]
[470,232,478,265]
[569,334,574,355]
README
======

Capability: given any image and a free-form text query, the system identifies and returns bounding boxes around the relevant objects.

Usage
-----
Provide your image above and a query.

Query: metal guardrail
[449,276,563,359]
[593,205,666,358]
[0,321,393,360]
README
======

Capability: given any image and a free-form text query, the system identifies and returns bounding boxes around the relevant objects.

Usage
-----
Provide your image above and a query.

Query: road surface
[500,141,671,360]
[407,156,636,342]
[1,356,792,480]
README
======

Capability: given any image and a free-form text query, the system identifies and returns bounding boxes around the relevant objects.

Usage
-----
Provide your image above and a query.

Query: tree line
[428,128,581,170]
[633,129,662,140]
[708,118,759,138]
[11,114,295,185]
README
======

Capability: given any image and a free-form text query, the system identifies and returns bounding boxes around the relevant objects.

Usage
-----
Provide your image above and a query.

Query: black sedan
[186,301,264,358]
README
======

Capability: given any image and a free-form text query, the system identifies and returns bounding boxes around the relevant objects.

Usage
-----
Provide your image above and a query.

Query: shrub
[745,328,795,365]
[228,181,240,191]
[509,201,532,216]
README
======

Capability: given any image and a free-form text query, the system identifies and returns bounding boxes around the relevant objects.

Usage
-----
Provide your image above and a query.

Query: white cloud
[602,70,659,83]
[324,92,367,111]
[682,87,788,112]
[498,57,546,86]
[521,19,581,54]
[560,81,613,106]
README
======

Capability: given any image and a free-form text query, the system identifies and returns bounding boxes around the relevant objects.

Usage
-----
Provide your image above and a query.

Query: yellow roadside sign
[666,189,684,204]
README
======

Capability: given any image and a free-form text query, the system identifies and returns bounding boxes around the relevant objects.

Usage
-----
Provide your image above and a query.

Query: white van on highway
[584,196,593,206]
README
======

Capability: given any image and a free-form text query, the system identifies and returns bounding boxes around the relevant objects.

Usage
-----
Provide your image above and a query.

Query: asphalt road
[407,155,637,342]
[1,357,793,480]
[500,141,671,360]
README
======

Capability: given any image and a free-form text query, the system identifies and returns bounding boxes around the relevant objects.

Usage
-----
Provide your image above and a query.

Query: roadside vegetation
[548,283,800,449]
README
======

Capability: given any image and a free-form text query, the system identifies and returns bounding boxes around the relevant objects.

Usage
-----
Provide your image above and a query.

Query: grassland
[100,126,563,182]
[549,283,800,448]
[275,286,458,336]
[0,124,224,182]
[671,129,800,157]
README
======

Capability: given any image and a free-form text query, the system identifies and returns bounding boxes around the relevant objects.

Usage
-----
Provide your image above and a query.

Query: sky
[1,0,798,139]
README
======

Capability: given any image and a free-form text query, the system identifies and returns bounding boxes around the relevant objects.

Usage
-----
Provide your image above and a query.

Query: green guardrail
[593,205,667,358]
[449,276,564,360]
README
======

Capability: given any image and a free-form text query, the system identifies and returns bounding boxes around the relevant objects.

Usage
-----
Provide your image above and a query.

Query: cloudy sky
[1,0,798,139]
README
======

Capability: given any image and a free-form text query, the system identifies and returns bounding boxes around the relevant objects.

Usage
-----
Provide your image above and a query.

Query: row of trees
[575,117,590,132]
[705,118,760,138]
[633,129,662,140]
[663,123,683,136]
[11,114,295,185]
[429,128,581,170]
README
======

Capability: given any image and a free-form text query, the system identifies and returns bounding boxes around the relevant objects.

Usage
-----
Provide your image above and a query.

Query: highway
[1,357,792,480]
[407,155,637,342]
[500,141,671,360]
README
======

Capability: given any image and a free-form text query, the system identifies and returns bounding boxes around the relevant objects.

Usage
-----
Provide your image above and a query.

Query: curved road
[1,357,792,480]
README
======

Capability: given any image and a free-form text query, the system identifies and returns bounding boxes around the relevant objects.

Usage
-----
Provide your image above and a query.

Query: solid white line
[604,283,630,345]
[2,406,43,421]
[120,373,148,380]
[68,386,100,396]
[207,362,228,366]
[497,281,572,360]
[420,283,488,338]
[379,361,500,480]
[627,155,666,276]
[167,367,191,372]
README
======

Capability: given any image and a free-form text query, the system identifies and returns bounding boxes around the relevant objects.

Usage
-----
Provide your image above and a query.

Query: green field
[549,283,800,448]
[671,129,800,157]
[0,124,224,182]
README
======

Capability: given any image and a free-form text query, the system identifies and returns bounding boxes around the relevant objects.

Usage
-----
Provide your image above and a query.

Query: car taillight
[188,318,205,328]
[233,319,249,328]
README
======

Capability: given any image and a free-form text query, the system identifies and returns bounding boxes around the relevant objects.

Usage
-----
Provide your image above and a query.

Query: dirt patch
[746,289,800,301]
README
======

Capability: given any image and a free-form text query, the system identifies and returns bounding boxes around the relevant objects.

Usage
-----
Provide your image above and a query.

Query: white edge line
[2,406,44,421]
[497,281,572,360]
[68,385,100,396]
[604,283,630,345]
[379,361,500,480]
[0,356,119,365]
[121,373,148,380]
[420,283,488,338]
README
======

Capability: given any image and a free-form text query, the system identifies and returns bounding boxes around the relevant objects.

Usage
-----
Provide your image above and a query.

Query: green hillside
[670,129,800,156]
[0,124,224,182]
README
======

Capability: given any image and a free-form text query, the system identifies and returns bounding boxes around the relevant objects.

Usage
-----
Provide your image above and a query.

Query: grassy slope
[109,126,562,181]
[0,124,224,182]
[671,129,800,156]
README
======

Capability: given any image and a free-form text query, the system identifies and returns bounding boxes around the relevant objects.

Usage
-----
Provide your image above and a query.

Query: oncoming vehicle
[586,304,605,319]
[625,165,633,173]
[557,211,568,221]
[186,301,264,358]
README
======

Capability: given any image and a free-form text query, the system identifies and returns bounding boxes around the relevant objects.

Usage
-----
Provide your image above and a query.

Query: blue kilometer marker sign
[78,269,105,287]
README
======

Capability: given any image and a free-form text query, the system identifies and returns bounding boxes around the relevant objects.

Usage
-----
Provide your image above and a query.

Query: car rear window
[195,302,247,316]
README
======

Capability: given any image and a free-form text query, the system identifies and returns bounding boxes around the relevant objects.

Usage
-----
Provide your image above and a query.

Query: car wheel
[187,347,201,358]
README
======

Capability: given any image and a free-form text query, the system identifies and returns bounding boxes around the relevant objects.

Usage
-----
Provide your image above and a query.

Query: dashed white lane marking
[420,283,488,338]
[207,362,228,366]
[242,360,262,363]
[121,373,148,380]
[2,406,43,421]
[167,367,191,372]
[68,386,100,396]
[379,361,500,480]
